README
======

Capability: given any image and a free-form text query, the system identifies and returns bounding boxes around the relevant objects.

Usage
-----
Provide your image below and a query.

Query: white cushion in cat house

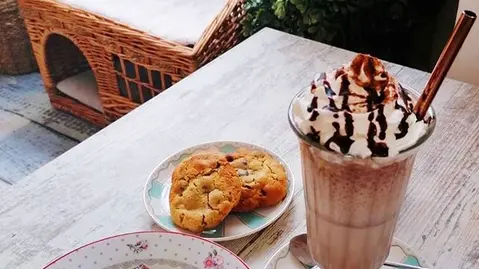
[56,0,227,45]
[56,70,103,112]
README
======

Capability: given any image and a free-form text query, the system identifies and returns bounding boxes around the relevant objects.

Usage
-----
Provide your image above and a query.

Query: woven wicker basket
[0,0,37,75]
[18,0,245,126]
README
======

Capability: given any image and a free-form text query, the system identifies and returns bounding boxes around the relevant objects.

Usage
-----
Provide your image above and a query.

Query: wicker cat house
[18,0,245,126]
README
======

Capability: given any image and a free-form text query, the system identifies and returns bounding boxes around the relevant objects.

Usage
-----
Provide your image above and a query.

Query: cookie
[226,148,288,212]
[169,153,242,233]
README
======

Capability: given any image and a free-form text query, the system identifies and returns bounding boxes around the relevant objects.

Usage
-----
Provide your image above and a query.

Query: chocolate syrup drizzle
[307,96,318,113]
[344,112,354,136]
[326,99,340,112]
[309,110,320,121]
[307,126,320,143]
[367,112,389,157]
[323,80,336,97]
[325,121,354,154]
[339,75,351,111]
[376,105,387,140]
[335,68,345,79]
[310,82,317,93]
[364,87,385,112]
[395,84,413,139]
[395,101,409,140]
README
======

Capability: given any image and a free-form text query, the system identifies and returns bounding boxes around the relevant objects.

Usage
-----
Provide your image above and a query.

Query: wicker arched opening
[42,33,107,126]
[45,33,90,85]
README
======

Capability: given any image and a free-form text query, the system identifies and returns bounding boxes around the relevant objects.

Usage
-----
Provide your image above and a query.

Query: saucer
[144,141,295,242]
[265,237,429,269]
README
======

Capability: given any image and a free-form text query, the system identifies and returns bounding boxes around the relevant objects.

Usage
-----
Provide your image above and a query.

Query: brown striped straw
[414,10,477,120]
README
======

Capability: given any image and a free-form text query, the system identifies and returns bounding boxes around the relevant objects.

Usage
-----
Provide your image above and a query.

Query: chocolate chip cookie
[226,148,288,212]
[169,153,242,233]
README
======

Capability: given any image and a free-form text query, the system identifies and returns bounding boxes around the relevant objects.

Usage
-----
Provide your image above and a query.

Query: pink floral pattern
[43,232,249,269]
[127,240,148,254]
[204,249,224,269]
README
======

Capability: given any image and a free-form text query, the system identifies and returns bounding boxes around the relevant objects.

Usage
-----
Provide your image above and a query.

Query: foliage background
[242,0,449,69]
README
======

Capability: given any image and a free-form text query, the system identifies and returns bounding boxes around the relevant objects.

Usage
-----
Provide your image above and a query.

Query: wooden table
[1,28,479,269]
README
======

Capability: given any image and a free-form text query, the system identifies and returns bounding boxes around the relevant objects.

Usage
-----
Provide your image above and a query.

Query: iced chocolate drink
[288,54,435,269]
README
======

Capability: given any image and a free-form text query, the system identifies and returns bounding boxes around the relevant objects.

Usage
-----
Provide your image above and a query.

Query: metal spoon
[290,234,427,269]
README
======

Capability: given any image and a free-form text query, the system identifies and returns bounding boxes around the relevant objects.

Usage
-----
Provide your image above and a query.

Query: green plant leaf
[332,3,339,13]
[290,0,307,14]
[272,0,287,18]
[309,8,322,24]
[308,25,318,34]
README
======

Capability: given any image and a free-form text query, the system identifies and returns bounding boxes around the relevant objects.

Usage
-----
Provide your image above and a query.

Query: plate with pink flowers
[42,231,250,269]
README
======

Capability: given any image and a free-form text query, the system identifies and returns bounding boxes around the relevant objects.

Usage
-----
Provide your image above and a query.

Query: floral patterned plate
[143,141,295,242]
[43,231,250,269]
[265,237,430,269]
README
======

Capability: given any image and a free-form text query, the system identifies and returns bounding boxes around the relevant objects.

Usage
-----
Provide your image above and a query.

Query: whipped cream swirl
[293,54,428,158]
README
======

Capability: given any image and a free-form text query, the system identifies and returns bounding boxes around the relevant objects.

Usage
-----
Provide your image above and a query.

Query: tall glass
[288,85,436,269]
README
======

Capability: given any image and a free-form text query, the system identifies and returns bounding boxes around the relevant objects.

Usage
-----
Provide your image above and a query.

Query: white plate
[144,141,295,242]
[43,231,250,269]
[265,237,430,269]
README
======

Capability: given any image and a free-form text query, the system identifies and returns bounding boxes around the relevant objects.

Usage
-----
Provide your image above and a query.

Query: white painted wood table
[1,28,479,269]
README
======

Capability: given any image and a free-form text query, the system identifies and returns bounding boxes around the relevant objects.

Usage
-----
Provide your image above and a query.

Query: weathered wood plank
[0,73,99,142]
[0,28,478,269]
[0,181,10,191]
[396,83,479,269]
[0,109,78,184]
